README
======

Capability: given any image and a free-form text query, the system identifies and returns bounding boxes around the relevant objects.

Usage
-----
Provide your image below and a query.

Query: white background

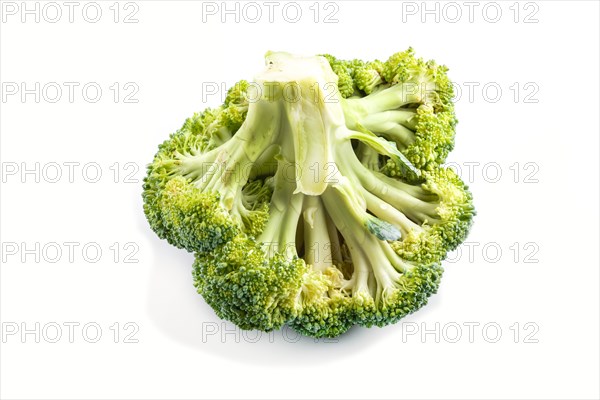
[1,1,599,399]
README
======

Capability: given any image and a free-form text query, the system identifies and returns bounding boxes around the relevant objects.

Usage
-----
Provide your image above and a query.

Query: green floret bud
[382,47,420,84]
[217,80,251,135]
[321,54,355,98]
[428,64,455,113]
[404,105,456,172]
[194,236,307,331]
[224,80,250,107]
[421,168,476,252]
[217,104,246,132]
[381,48,455,112]
[382,48,450,90]
[230,179,272,238]
[354,60,385,94]
[204,84,252,147]
[156,176,240,253]
[291,296,355,338]
[392,228,445,265]
[184,108,217,136]
[364,263,443,327]
[291,267,356,338]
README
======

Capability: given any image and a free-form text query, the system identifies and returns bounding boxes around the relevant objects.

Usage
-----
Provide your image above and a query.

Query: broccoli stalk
[302,195,335,272]
[257,160,305,260]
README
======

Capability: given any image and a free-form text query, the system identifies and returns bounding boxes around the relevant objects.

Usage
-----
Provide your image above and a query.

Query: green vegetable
[143,50,475,337]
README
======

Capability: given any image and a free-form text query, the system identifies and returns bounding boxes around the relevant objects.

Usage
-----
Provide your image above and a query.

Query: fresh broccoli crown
[142,50,475,338]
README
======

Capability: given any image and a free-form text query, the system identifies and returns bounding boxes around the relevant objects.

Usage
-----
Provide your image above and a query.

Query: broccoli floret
[193,235,307,331]
[326,48,457,173]
[353,60,385,95]
[320,54,356,98]
[142,50,475,338]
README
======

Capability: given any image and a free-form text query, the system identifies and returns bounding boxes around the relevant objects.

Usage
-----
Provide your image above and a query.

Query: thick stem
[248,144,280,180]
[277,193,304,258]
[230,189,250,229]
[303,196,333,272]
[324,210,344,268]
[340,237,372,297]
[283,91,333,195]
[257,161,304,259]
[235,98,283,159]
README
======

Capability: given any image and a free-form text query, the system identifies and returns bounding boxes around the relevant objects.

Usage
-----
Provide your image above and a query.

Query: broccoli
[143,50,475,338]
[324,48,457,174]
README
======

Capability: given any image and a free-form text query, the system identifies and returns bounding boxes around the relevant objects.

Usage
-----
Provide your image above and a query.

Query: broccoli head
[143,50,475,337]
